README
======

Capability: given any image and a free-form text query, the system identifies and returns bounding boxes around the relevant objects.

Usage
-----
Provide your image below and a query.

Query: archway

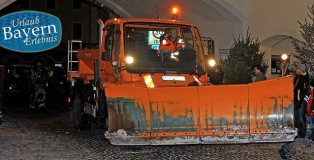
[2,54,25,65]
[260,35,300,78]
[95,0,247,56]
[31,54,56,67]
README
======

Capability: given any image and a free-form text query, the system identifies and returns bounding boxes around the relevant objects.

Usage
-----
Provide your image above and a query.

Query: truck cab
[100,18,208,86]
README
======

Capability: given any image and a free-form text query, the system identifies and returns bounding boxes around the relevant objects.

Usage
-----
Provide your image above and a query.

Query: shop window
[72,23,82,39]
[73,0,82,9]
[46,0,56,9]
[219,49,230,63]
[20,0,29,9]
[271,55,290,74]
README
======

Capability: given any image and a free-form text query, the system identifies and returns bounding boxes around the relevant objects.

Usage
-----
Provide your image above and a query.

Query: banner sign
[0,11,62,53]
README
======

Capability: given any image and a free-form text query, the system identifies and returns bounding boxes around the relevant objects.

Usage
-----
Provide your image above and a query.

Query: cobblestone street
[1,108,314,160]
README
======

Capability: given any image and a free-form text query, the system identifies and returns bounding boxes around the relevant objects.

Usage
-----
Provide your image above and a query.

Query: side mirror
[105,35,113,51]
[102,51,112,61]
[102,35,113,61]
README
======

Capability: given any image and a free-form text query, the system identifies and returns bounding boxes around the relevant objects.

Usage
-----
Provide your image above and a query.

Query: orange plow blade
[105,77,296,145]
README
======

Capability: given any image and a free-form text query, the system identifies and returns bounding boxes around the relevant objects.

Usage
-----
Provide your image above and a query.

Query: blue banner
[0,11,62,53]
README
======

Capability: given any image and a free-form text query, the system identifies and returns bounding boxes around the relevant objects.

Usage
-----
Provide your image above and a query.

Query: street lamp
[281,53,288,77]
[208,59,216,67]
[207,59,216,83]
[281,53,288,61]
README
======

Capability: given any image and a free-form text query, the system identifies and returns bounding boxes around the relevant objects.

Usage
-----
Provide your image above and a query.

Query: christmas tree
[291,4,314,79]
[221,30,269,84]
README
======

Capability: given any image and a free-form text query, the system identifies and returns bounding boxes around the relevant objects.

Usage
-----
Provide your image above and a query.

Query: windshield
[124,22,203,74]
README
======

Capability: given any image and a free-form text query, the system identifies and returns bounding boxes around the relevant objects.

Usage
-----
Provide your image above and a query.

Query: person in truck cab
[158,28,186,62]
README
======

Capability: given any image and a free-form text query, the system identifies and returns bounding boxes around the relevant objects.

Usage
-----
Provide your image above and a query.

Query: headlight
[125,56,134,64]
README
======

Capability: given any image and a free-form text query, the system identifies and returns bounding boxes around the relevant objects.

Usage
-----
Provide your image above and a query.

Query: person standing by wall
[208,65,224,84]
[252,65,266,82]
[306,80,314,115]
[293,63,310,138]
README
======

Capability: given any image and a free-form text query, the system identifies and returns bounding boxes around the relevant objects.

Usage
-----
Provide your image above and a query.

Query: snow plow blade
[105,76,296,145]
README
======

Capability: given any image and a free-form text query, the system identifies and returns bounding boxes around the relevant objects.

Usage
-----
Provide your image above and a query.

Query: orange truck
[67,18,296,145]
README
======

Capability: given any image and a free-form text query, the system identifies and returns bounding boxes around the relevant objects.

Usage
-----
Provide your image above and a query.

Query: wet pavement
[1,107,314,160]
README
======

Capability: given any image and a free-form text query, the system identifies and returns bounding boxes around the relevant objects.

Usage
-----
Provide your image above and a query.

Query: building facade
[94,0,314,78]
[1,0,314,79]
[0,0,111,66]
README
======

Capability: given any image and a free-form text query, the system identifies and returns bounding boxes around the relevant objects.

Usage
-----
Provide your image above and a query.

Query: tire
[72,95,92,130]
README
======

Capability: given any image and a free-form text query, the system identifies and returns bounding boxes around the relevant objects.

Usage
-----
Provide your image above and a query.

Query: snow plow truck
[67,17,296,145]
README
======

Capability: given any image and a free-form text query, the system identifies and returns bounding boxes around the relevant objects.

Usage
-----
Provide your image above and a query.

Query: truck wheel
[72,95,92,130]
[97,96,108,129]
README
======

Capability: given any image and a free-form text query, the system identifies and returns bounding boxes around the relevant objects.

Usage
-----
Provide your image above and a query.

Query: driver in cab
[157,28,186,62]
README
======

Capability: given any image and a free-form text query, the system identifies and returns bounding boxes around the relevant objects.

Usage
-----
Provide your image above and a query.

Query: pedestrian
[252,65,266,82]
[29,61,48,109]
[208,65,224,84]
[306,80,314,116]
[293,62,310,138]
